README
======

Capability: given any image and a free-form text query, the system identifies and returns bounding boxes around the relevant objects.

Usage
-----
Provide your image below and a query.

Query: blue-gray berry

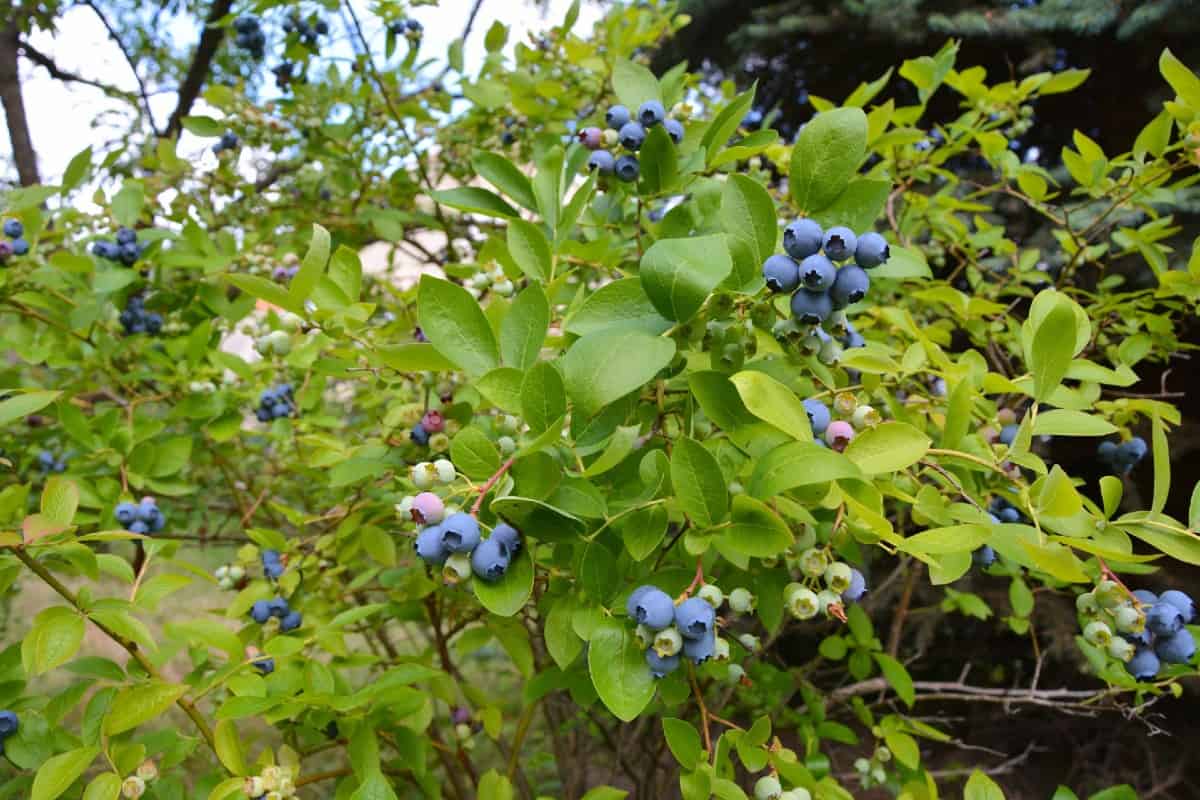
[783,219,823,260]
[823,227,857,262]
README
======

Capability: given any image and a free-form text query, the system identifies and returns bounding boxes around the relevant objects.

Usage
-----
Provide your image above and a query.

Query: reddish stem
[677,558,704,603]
[470,457,515,516]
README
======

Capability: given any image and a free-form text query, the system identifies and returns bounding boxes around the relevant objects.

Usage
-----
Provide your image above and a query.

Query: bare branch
[81,0,159,130]
[164,0,235,139]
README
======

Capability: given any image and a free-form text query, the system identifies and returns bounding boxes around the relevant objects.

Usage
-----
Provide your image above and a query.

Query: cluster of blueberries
[1077,582,1195,680]
[261,548,286,580]
[754,775,810,800]
[114,497,166,535]
[973,496,1030,567]
[413,502,523,584]
[628,586,717,677]
[582,100,685,183]
[214,563,246,590]
[243,765,298,798]
[785,551,868,621]
[37,450,68,473]
[119,296,163,336]
[410,409,444,447]
[1097,436,1148,475]
[282,13,328,46]
[0,219,29,263]
[233,15,267,58]
[801,397,861,452]
[272,61,299,90]
[388,18,423,40]
[410,458,457,490]
[92,227,145,266]
[0,711,17,755]
[212,130,240,155]
[272,264,300,283]
[256,384,296,422]
[764,220,890,325]
[249,596,303,632]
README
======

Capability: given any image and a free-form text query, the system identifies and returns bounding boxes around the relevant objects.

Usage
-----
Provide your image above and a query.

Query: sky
[3,0,602,184]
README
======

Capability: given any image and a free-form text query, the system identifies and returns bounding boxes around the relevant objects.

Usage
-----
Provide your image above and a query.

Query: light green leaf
[431,187,518,218]
[748,442,862,499]
[418,275,500,377]
[588,617,655,722]
[810,178,890,234]
[474,548,534,616]
[639,126,679,195]
[82,773,122,800]
[718,495,793,558]
[612,58,661,109]
[507,219,553,283]
[1030,301,1078,401]
[564,278,672,337]
[500,285,550,369]
[561,329,675,416]
[1151,414,1169,515]
[1030,410,1117,437]
[288,223,330,302]
[214,720,247,776]
[1160,49,1200,109]
[472,152,538,211]
[23,607,85,676]
[671,438,729,527]
[31,746,100,800]
[843,422,930,474]
[662,718,702,770]
[450,427,502,481]
[476,368,524,413]
[730,371,812,442]
[521,362,566,435]
[103,682,188,736]
[0,390,63,427]
[789,107,867,213]
[873,653,915,707]
[640,235,732,322]
[964,770,1006,800]
[41,477,79,526]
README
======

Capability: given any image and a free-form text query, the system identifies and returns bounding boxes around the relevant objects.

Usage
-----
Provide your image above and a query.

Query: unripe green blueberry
[729,587,756,614]
[1095,580,1124,610]
[497,435,516,455]
[1083,620,1113,646]
[136,760,158,781]
[755,775,783,800]
[833,392,857,416]
[875,745,892,763]
[760,556,780,569]
[817,590,842,618]
[729,481,744,495]
[784,583,820,620]
[824,562,853,594]
[738,633,761,652]
[493,280,515,296]
[442,552,472,584]
[1076,591,1099,616]
[433,459,456,484]
[854,758,871,773]
[428,432,450,452]
[122,776,146,799]
[411,462,437,490]
[497,415,520,435]
[261,766,283,790]
[1107,637,1135,663]
[697,583,724,608]
[455,722,472,741]
[780,790,812,800]
[726,663,745,684]
[218,577,235,590]
[654,626,683,658]
[713,637,730,661]
[634,624,655,649]
[870,767,887,785]
[1113,604,1145,634]
[215,565,229,579]
[851,405,881,428]
[799,548,829,578]
[818,336,841,365]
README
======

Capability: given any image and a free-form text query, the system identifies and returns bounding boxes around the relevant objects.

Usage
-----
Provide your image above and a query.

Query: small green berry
[1107,637,1135,662]
[784,583,819,620]
[697,583,724,608]
[1076,591,1099,616]
[824,562,853,593]
[755,775,783,800]
[1095,580,1124,610]
[1083,619,1113,646]
[799,548,829,578]
[729,587,757,614]
[653,626,683,658]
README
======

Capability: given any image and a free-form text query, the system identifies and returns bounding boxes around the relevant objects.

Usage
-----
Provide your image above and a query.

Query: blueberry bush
[2,2,1200,798]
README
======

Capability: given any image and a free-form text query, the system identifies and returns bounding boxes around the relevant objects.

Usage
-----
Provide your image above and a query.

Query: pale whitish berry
[654,626,683,658]
[218,577,234,590]
[713,637,731,661]
[1083,620,1113,646]
[1076,591,1099,616]
[780,790,812,800]
[455,723,472,740]
[851,405,880,428]
[1095,580,1124,610]
[755,775,783,800]
[228,565,245,581]
[215,565,229,579]
[442,552,472,584]
[634,623,655,649]
[833,392,857,416]
[498,435,516,455]
[245,777,266,797]
[697,583,724,608]
[785,583,820,620]
[493,280,515,296]
[875,746,891,763]
[411,462,437,489]
[870,767,887,785]
[824,562,853,594]
[121,777,146,799]
[1107,637,1135,662]
[738,633,761,652]
[799,548,829,578]
[729,587,756,614]
[434,459,456,484]
[497,414,520,434]
[136,761,158,781]
[1113,604,1144,634]
[726,663,746,683]
[262,766,283,791]
[817,590,842,617]
[854,758,871,773]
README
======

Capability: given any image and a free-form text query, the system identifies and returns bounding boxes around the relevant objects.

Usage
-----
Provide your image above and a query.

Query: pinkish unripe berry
[578,126,604,150]
[825,420,855,451]
[412,492,445,525]
[421,410,445,433]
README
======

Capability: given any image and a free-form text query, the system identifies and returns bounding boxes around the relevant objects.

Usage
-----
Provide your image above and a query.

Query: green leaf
[545,598,583,669]
[501,285,550,369]
[588,617,655,722]
[31,746,100,800]
[612,58,661,109]
[103,682,187,736]
[214,720,247,776]
[639,126,679,194]
[111,180,144,226]
[1120,520,1200,566]
[490,496,584,542]
[688,372,756,430]
[1160,49,1200,109]
[701,87,755,167]
[843,422,930,474]
[721,174,777,264]
[0,390,62,427]
[730,371,812,441]
[181,116,222,136]
[225,274,305,316]
[476,368,524,413]
[41,477,79,526]
[376,343,457,373]
[671,438,729,526]
[23,607,85,676]
[662,718,702,770]
[1030,300,1078,401]
[873,653,914,707]
[1151,414,1170,515]
[964,770,1006,800]
[564,278,672,337]
[810,179,890,234]
[472,152,538,211]
[748,442,862,499]
[450,427,502,481]
[1030,410,1117,437]
[507,219,553,283]
[474,547,534,616]
[561,329,675,416]
[431,187,518,219]
[718,495,793,558]
[417,275,500,377]
[583,426,640,477]
[870,244,931,280]
[521,362,566,435]
[289,223,330,302]
[639,235,733,322]
[82,773,122,800]
[897,524,989,556]
[789,107,867,213]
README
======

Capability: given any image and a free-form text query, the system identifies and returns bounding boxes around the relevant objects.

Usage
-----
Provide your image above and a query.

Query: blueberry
[854,232,890,268]
[638,100,666,128]
[790,289,833,324]
[253,657,275,675]
[605,105,631,130]
[646,648,680,678]
[411,492,446,525]
[1126,646,1160,680]
[674,597,715,640]
[797,254,836,292]
[490,522,522,556]
[119,242,140,265]
[115,502,138,525]
[618,121,646,151]
[116,227,137,245]
[1118,437,1148,463]
[783,219,824,260]
[266,597,290,618]
[1154,628,1195,664]
[629,586,675,630]
[587,150,616,175]
[841,568,867,602]
[280,611,302,632]
[822,227,857,262]
[998,424,1019,446]
[615,155,640,183]
[470,537,511,582]
[145,314,162,334]
[10,238,28,256]
[255,408,272,423]
[3,219,22,238]
[1132,589,1158,606]
[234,15,259,34]
[830,265,870,308]
[1146,602,1184,637]
[129,521,149,534]
[0,711,17,737]
[973,545,996,567]
[578,127,604,150]
[664,119,684,144]
[682,628,716,663]
[802,398,831,435]
[1097,441,1117,463]
[440,512,481,553]
[415,525,448,564]
[135,500,157,523]
[762,255,800,293]
[250,600,272,624]
[410,424,431,446]
[1159,590,1196,623]
[998,507,1020,523]
[0,240,11,259]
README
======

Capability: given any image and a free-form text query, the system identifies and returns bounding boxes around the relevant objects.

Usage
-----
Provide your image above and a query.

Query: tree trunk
[163,0,234,139]
[0,22,41,186]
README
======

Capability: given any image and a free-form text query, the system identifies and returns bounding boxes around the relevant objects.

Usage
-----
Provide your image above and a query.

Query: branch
[0,23,41,186]
[831,676,1124,709]
[17,39,133,96]
[81,1,158,130]
[164,0,234,139]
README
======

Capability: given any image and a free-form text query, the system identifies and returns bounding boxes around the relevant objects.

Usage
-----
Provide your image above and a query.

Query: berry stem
[471,456,515,516]
[678,557,704,603]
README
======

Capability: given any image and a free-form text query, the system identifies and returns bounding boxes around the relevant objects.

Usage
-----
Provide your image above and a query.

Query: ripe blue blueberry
[638,100,667,127]
[250,600,272,624]
[440,512,481,553]
[854,232,890,268]
[1146,602,1184,637]
[841,568,867,602]
[683,629,716,664]
[822,227,857,262]
[470,537,511,582]
[115,502,137,525]
[415,524,448,564]
[618,121,646,151]
[675,597,715,640]
[1126,646,1160,680]
[1159,589,1195,623]
[830,265,870,308]
[1131,589,1158,606]
[1154,628,1196,664]
[1118,437,1148,463]
[797,254,836,291]
[802,398,831,434]
[280,611,303,632]
[0,711,17,737]
[629,586,675,630]
[490,522,522,556]
[253,657,275,675]
[972,545,996,567]
[1097,441,1117,463]
[790,289,833,324]
[783,219,824,260]
[605,105,631,130]
[116,227,137,245]
[645,648,680,678]
[262,550,284,579]
[411,424,431,446]
[998,507,1020,523]
[664,118,684,144]
[587,150,616,175]
[2,220,22,238]
[762,255,800,293]
[615,155,640,183]
[998,424,1019,446]
[266,597,290,618]
[10,238,27,256]
[129,521,149,534]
